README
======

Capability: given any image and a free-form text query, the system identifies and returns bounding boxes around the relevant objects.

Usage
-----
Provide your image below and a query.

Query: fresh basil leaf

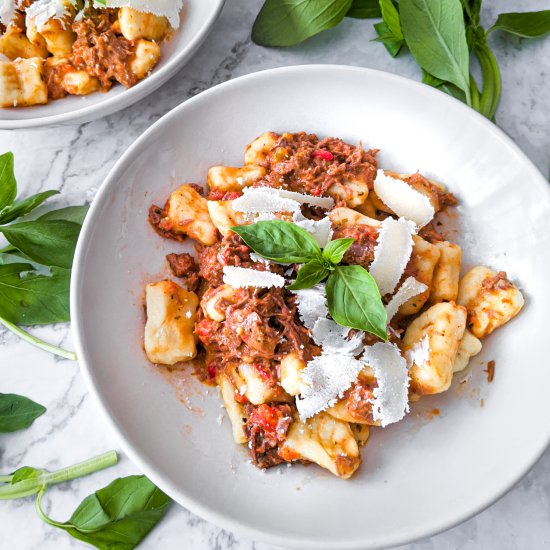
[380,0,403,38]
[489,11,550,39]
[0,153,16,210]
[11,466,45,484]
[0,190,59,225]
[252,0,353,46]
[287,260,329,290]
[322,238,354,265]
[326,265,387,340]
[374,21,404,56]
[346,0,381,18]
[400,0,471,102]
[231,220,322,263]
[1,220,81,269]
[421,69,467,101]
[59,475,170,550]
[422,69,445,87]
[0,263,71,325]
[39,205,89,225]
[0,393,46,433]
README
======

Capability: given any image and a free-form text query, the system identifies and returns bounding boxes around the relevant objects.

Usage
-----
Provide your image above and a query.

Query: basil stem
[0,317,77,361]
[0,451,118,500]
[469,73,480,112]
[36,489,69,528]
[475,38,501,119]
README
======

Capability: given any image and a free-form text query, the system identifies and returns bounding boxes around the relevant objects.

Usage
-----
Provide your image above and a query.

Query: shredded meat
[482,271,512,291]
[244,403,293,468]
[71,14,136,91]
[166,253,199,291]
[345,378,377,423]
[254,132,378,198]
[148,204,186,241]
[44,59,74,100]
[334,224,378,268]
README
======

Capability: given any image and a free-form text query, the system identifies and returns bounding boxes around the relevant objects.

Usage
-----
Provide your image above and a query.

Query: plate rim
[0,0,225,130]
[70,64,550,550]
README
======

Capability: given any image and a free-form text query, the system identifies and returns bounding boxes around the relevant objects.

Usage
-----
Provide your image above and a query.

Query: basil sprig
[232,221,388,340]
[0,152,88,360]
[252,0,550,120]
[0,393,46,433]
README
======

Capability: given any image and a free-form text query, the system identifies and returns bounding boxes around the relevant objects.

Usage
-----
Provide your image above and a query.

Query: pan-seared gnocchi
[279,412,361,479]
[403,302,467,396]
[144,281,199,366]
[143,131,524,479]
[1,1,183,108]
[457,266,524,339]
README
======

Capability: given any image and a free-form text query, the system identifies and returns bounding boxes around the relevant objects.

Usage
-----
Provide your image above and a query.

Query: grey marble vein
[1,0,549,548]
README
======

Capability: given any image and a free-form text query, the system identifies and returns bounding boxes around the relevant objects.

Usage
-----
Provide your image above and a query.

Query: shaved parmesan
[249,252,270,266]
[26,0,71,30]
[293,284,328,330]
[293,212,333,247]
[369,217,416,295]
[95,0,183,28]
[296,353,365,420]
[232,187,300,214]
[363,343,409,427]
[385,277,428,321]
[405,334,430,370]
[275,189,334,209]
[311,318,364,354]
[222,266,284,288]
[0,0,16,27]
[374,170,435,228]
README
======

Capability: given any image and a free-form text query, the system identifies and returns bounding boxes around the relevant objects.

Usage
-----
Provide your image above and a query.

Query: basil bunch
[1,398,171,550]
[0,152,88,359]
[252,0,550,120]
[232,220,388,340]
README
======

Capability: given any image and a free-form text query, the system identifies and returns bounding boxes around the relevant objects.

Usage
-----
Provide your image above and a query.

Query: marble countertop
[1,0,549,548]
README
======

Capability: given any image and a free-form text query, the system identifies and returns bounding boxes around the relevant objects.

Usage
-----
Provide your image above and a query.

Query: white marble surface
[1,0,550,548]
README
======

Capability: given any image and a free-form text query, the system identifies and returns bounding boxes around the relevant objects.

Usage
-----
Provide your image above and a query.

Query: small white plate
[71,65,550,550]
[0,0,224,129]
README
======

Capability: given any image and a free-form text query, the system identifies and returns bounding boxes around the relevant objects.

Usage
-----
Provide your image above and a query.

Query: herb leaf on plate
[0,152,16,210]
[0,393,46,433]
[287,259,330,290]
[326,265,388,340]
[252,0,353,46]
[489,11,550,38]
[399,0,472,104]
[322,237,354,265]
[232,220,322,263]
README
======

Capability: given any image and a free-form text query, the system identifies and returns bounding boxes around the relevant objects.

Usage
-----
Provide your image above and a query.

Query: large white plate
[0,0,224,129]
[71,65,550,549]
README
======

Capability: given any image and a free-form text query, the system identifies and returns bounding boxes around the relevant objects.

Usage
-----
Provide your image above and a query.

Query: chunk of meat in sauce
[166,253,200,291]
[482,271,513,291]
[148,204,186,242]
[244,403,293,468]
[256,132,378,198]
[71,14,137,91]
[334,224,378,268]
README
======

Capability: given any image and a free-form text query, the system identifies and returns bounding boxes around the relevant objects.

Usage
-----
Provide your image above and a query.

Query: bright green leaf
[11,466,45,484]
[1,220,81,269]
[38,205,89,225]
[60,476,171,550]
[326,265,387,340]
[0,153,16,210]
[287,260,329,290]
[0,393,46,433]
[0,263,71,325]
[0,190,59,225]
[231,220,322,263]
[322,238,354,265]
[346,0,381,18]
[374,21,404,56]
[400,0,471,103]
[252,0,353,46]
[489,11,550,38]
